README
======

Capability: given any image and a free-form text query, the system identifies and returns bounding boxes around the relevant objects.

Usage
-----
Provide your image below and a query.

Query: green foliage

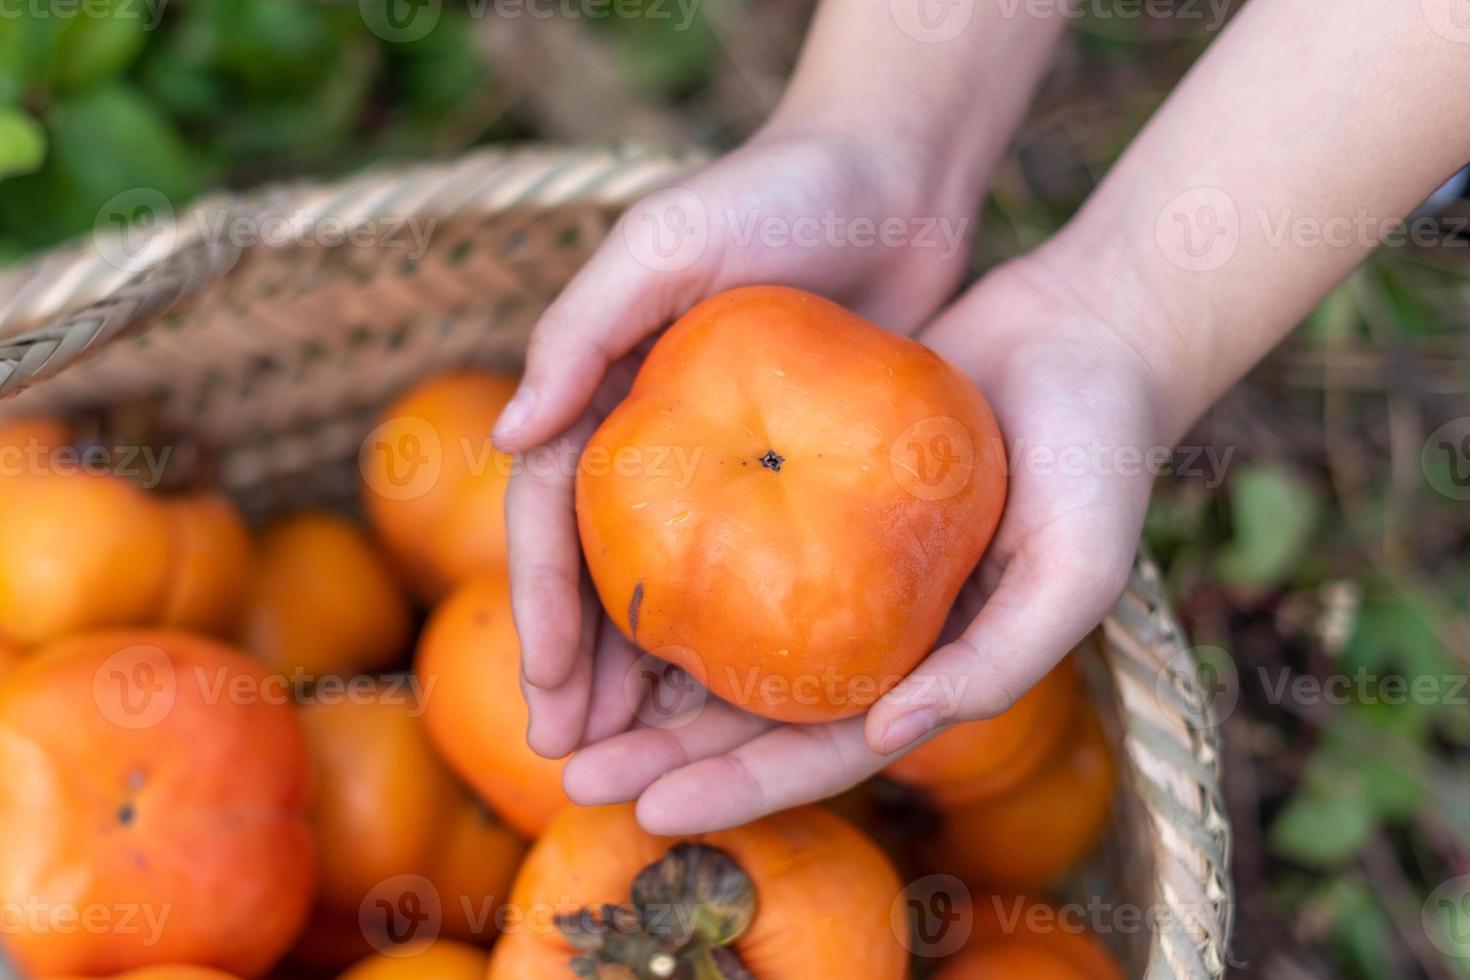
[1216,463,1320,589]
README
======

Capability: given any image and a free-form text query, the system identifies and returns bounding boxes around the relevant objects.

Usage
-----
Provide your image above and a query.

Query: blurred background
[2,2,1469,977]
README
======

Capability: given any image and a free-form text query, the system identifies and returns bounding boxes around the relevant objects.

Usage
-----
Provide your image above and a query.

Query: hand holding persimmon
[575,286,1006,723]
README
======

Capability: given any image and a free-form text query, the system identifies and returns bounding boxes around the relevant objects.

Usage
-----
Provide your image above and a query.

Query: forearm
[769,0,1071,213]
[1039,0,1470,441]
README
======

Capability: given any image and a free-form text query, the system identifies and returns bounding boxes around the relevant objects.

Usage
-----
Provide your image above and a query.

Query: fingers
[864,519,1134,756]
[562,698,774,808]
[506,415,596,690]
[492,197,721,451]
[633,716,903,835]
[580,626,643,746]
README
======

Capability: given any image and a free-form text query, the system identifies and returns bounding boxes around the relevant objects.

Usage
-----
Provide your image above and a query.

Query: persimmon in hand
[575,286,1006,723]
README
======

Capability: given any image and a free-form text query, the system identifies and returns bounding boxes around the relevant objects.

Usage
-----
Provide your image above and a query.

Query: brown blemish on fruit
[759,450,784,472]
[628,580,644,640]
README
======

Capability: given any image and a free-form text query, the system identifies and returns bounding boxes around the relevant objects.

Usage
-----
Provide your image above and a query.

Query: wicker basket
[0,145,1233,979]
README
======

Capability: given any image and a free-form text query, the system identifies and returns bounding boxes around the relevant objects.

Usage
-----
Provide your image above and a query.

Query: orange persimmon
[488,802,908,979]
[242,511,413,677]
[576,286,1006,723]
[933,897,1124,980]
[0,470,173,648]
[886,656,1080,806]
[414,571,569,838]
[157,492,255,638]
[338,939,488,980]
[298,688,524,949]
[931,707,1116,892]
[0,631,313,976]
[360,371,518,603]
[42,968,240,980]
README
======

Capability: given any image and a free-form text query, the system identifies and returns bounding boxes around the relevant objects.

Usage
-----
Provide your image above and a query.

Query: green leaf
[1216,463,1320,589]
[0,107,46,179]
[1326,877,1398,980]
[51,4,150,92]
[1269,771,1376,867]
[0,82,198,247]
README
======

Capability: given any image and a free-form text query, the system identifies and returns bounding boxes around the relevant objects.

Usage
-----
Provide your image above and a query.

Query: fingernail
[493,387,537,445]
[879,709,938,755]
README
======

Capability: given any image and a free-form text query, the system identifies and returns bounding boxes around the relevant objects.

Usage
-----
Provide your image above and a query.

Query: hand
[494,123,980,763]
[558,254,1171,833]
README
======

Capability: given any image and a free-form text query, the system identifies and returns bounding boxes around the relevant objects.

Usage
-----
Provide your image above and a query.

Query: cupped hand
[494,123,979,764]
[557,255,1173,834]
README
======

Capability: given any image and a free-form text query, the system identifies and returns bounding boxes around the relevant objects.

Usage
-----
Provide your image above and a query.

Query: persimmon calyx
[558,843,756,980]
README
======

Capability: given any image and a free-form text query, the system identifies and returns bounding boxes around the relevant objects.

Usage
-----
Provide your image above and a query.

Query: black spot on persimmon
[628,580,644,640]
[118,802,136,826]
[759,450,784,472]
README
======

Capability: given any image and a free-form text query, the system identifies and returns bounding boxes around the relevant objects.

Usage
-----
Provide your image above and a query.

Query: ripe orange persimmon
[415,572,569,838]
[43,968,240,980]
[0,470,173,648]
[157,492,255,638]
[488,802,908,979]
[338,939,488,980]
[933,897,1124,980]
[576,286,1007,723]
[886,656,1080,805]
[360,371,518,603]
[0,631,313,976]
[931,707,1116,892]
[299,689,524,946]
[0,636,24,681]
[243,511,413,677]
[0,414,70,459]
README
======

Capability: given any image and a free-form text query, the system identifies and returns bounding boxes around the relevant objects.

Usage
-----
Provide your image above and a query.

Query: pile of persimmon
[0,284,1132,979]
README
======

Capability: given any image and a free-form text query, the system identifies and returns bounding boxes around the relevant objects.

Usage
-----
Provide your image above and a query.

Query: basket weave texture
[0,144,1233,979]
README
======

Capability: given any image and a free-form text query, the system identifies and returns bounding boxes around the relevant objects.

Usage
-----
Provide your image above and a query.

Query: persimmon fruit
[414,571,569,838]
[488,802,908,979]
[933,897,1124,980]
[360,371,518,603]
[931,706,1116,892]
[157,491,255,638]
[0,630,313,975]
[338,939,488,980]
[242,511,412,677]
[0,470,173,648]
[298,688,524,949]
[885,656,1080,805]
[576,285,1007,722]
